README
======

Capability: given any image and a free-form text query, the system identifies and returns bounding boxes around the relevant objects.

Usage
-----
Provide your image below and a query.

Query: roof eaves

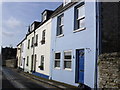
[51,2,77,18]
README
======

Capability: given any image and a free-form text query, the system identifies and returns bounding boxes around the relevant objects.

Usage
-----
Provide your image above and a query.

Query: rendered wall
[51,1,97,88]
[35,19,52,76]
[24,32,34,73]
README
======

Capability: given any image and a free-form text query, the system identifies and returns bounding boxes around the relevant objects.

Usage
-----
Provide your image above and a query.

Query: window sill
[64,68,72,71]
[73,27,86,33]
[54,67,60,70]
[56,34,64,38]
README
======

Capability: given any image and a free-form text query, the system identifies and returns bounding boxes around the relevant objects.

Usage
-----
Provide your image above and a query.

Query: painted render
[50,1,97,88]
[20,40,26,69]
[24,32,34,73]
[34,19,52,77]
[17,39,26,70]
[17,44,21,68]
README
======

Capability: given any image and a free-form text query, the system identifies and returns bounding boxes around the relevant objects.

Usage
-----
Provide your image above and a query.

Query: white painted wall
[35,19,52,76]
[20,40,26,69]
[24,32,34,72]
[17,44,21,68]
[50,1,96,88]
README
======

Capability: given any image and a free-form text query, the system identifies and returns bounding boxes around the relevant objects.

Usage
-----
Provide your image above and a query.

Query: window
[57,14,64,36]
[40,55,44,70]
[41,30,45,44]
[28,39,30,49]
[64,51,72,69]
[54,52,61,68]
[35,34,38,46]
[31,24,34,31]
[22,43,24,52]
[26,56,29,66]
[31,37,34,47]
[74,2,85,31]
[43,12,47,22]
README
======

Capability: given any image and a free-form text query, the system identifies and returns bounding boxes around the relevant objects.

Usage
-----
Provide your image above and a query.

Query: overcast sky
[2,2,62,47]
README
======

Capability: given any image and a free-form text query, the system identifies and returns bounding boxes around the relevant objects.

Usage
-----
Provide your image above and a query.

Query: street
[2,67,54,90]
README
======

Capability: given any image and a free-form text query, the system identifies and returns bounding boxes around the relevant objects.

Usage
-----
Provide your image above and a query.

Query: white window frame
[54,52,61,69]
[35,34,38,46]
[74,2,86,32]
[63,50,72,70]
[22,43,24,52]
[43,12,47,22]
[28,39,30,49]
[31,37,34,47]
[57,14,64,36]
[31,24,34,31]
[40,55,44,70]
[41,30,46,45]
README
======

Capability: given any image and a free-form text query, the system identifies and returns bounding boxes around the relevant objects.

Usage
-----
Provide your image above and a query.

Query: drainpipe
[95,0,101,89]
[32,30,35,72]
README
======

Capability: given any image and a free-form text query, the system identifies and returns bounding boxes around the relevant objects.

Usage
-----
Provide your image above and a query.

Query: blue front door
[78,49,84,84]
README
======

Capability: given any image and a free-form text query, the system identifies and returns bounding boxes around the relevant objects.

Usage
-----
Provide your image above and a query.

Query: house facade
[17,38,26,70]
[24,21,40,73]
[16,1,120,89]
[50,0,98,88]
[33,19,52,79]
[20,39,26,70]
[17,44,21,68]
[23,10,53,79]
[25,31,34,73]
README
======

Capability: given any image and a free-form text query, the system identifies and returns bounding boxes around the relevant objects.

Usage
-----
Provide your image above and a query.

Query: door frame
[75,49,85,84]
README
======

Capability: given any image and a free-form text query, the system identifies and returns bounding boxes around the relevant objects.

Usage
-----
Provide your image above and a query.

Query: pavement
[2,67,79,90]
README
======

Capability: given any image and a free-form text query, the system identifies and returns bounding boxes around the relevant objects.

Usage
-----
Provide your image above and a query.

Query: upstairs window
[74,2,85,31]
[31,37,34,47]
[21,43,24,52]
[31,24,34,31]
[54,52,61,68]
[28,39,30,49]
[41,30,45,45]
[42,12,47,22]
[35,34,38,46]
[57,14,64,36]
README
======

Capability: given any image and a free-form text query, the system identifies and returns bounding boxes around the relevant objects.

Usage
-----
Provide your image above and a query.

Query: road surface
[2,67,51,90]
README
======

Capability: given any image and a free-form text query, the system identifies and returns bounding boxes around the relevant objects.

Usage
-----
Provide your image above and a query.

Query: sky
[2,2,62,48]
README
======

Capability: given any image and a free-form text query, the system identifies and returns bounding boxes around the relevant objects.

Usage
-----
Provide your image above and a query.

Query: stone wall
[98,52,120,88]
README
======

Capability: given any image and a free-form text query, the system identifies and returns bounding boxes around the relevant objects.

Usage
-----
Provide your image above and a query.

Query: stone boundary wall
[98,52,120,88]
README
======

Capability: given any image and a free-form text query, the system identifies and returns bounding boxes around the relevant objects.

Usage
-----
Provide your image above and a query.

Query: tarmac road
[2,67,48,90]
